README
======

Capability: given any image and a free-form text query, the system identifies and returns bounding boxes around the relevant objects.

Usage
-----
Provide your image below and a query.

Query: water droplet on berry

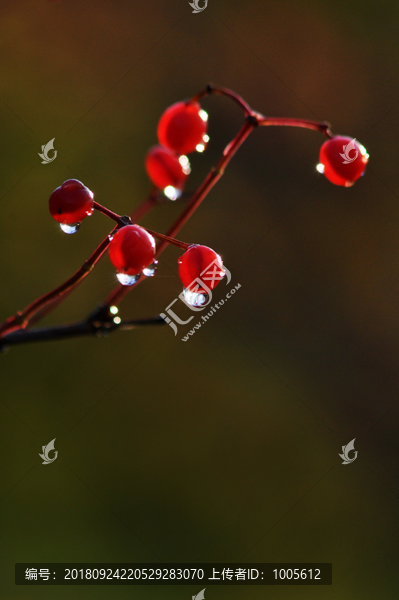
[178,155,191,175]
[108,233,114,241]
[199,109,208,122]
[116,272,141,286]
[142,261,159,277]
[183,288,208,307]
[60,222,81,234]
[164,186,182,201]
[196,134,209,153]
[358,143,369,159]
[316,163,325,173]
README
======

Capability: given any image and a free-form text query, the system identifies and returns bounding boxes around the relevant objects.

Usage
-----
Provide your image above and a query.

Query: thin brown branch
[93,201,127,225]
[144,228,191,251]
[258,116,333,137]
[0,316,165,349]
[191,83,254,116]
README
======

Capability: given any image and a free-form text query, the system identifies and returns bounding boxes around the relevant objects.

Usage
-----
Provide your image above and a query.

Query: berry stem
[93,202,127,225]
[193,84,332,137]
[143,228,190,251]
[95,199,190,248]
[258,116,333,137]
[192,83,254,116]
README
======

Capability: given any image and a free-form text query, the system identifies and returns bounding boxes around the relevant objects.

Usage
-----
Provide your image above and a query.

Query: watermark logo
[38,138,57,164]
[189,0,208,13]
[339,438,357,464]
[39,438,58,464]
[160,258,232,336]
[193,590,206,600]
[339,138,359,164]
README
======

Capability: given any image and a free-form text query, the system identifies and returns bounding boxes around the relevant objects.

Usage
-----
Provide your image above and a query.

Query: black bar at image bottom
[16,563,332,585]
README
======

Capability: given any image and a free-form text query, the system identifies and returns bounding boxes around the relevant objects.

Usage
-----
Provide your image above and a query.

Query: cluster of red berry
[48,101,223,304]
[48,97,369,308]
[0,85,371,346]
[50,177,224,302]
[146,100,208,198]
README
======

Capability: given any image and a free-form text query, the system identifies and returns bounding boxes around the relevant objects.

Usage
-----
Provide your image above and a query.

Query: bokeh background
[1,0,399,598]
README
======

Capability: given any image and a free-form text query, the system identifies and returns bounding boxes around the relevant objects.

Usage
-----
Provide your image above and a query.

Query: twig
[0,316,165,349]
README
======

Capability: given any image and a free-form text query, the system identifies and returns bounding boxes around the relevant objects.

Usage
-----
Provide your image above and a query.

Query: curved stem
[258,116,333,137]
[192,84,333,138]
[144,228,190,251]
[93,201,126,225]
[191,83,254,117]
[96,200,191,248]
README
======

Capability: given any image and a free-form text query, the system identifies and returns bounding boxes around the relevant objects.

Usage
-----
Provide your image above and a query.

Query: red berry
[108,225,156,277]
[157,101,208,155]
[145,145,190,191]
[178,245,225,293]
[318,136,369,187]
[49,179,94,224]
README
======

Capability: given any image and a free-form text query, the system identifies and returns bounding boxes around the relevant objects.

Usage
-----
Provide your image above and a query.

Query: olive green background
[0,0,398,598]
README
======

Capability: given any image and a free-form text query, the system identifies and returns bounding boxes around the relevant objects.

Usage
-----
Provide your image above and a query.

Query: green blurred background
[1,0,399,598]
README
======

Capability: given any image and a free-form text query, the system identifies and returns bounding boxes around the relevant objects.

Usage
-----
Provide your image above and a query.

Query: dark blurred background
[0,0,399,598]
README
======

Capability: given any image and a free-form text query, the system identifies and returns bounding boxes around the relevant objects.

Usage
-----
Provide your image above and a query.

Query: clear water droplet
[179,155,191,175]
[60,222,81,234]
[116,272,141,286]
[142,261,159,277]
[316,163,325,174]
[108,234,114,241]
[183,288,208,307]
[164,186,182,201]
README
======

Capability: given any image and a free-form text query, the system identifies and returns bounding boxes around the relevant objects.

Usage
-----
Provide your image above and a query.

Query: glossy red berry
[108,225,156,280]
[145,145,190,192]
[318,136,369,187]
[178,245,225,294]
[49,179,94,224]
[157,101,208,155]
